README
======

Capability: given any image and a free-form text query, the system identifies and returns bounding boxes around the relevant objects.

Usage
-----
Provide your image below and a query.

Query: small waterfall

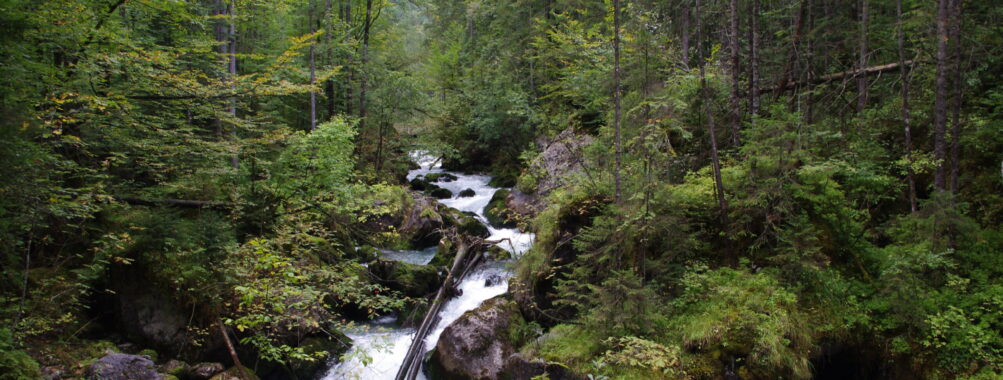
[323,153,533,380]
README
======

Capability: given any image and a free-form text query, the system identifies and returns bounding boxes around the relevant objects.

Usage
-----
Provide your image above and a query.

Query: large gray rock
[429,297,526,380]
[113,267,188,356]
[86,353,163,380]
[512,128,593,219]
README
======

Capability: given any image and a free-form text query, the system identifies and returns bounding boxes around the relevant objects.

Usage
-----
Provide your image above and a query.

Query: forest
[0,0,1001,379]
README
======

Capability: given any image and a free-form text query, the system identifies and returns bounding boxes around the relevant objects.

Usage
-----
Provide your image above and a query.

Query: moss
[425,173,458,183]
[485,189,517,228]
[209,365,259,380]
[137,348,158,363]
[458,217,489,238]
[429,188,453,199]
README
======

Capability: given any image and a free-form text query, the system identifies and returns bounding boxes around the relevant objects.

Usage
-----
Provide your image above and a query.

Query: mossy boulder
[208,366,259,380]
[86,353,163,380]
[429,187,453,199]
[425,172,458,183]
[428,297,529,380]
[484,190,516,228]
[368,259,445,297]
[458,217,490,238]
[458,188,476,197]
[158,359,188,377]
[409,177,431,191]
[288,333,351,379]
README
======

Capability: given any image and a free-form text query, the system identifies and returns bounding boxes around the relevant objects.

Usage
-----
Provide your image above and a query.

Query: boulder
[287,334,351,379]
[425,173,458,183]
[158,359,187,377]
[86,353,162,380]
[429,297,527,380]
[484,190,516,228]
[208,366,259,380]
[112,267,188,356]
[458,217,490,239]
[429,188,453,199]
[400,194,445,248]
[458,188,476,198]
[188,362,224,379]
[409,177,431,191]
[368,259,445,297]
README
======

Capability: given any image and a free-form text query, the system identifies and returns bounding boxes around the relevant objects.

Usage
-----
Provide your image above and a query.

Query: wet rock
[458,188,476,197]
[425,173,458,183]
[429,297,527,380]
[158,359,187,377]
[400,194,444,248]
[208,366,259,380]
[458,217,490,239]
[287,335,351,379]
[409,177,431,191]
[484,190,517,228]
[430,187,453,199]
[188,362,224,379]
[86,353,162,380]
[484,274,504,287]
[368,259,445,297]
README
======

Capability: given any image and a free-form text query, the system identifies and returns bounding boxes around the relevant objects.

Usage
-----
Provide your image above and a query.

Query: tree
[897,0,917,212]
[613,0,622,203]
[695,0,729,227]
[857,0,869,112]
[934,0,950,191]
[728,0,742,146]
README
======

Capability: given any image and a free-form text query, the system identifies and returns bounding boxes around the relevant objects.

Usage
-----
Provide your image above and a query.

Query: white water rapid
[323,153,534,380]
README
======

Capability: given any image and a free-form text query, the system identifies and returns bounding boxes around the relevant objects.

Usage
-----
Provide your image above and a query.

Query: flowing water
[323,153,534,380]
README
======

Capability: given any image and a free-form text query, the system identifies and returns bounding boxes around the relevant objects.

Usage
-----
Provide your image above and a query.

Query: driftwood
[763,60,915,94]
[114,196,232,209]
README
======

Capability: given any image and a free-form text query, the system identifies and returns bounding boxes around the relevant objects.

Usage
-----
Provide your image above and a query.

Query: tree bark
[773,0,808,102]
[949,0,963,194]
[728,0,741,146]
[857,0,869,112]
[325,0,336,121]
[344,0,353,116]
[749,0,760,119]
[613,0,622,203]
[359,0,372,132]
[309,0,318,131]
[934,0,950,191]
[897,0,917,213]
[696,0,729,227]
[681,0,691,69]
[228,0,239,169]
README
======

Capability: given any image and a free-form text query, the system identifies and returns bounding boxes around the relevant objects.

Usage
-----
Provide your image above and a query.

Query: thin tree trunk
[857,0,869,112]
[228,0,238,169]
[728,0,742,146]
[949,0,963,193]
[682,0,691,68]
[749,0,760,119]
[344,0,353,115]
[933,0,950,191]
[325,0,335,121]
[359,0,371,132]
[897,0,917,213]
[774,0,807,102]
[613,0,622,203]
[696,0,729,227]
[218,323,251,380]
[309,0,317,131]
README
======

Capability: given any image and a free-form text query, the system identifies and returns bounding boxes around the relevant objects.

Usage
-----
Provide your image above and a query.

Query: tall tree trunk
[309,0,317,131]
[228,0,238,169]
[749,0,760,119]
[897,0,917,213]
[325,0,335,121]
[696,0,729,227]
[359,0,371,132]
[774,0,807,102]
[613,0,622,203]
[344,0,353,116]
[681,0,691,69]
[728,0,741,146]
[856,0,869,112]
[933,0,950,191]
[949,0,963,194]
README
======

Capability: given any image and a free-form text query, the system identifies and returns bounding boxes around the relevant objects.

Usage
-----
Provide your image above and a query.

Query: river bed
[322,153,533,380]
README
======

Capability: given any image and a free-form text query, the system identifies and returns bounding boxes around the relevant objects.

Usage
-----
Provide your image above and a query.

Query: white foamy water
[323,152,533,379]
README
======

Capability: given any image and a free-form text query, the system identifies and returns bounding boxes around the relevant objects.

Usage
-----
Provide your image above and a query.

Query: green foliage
[0,329,41,380]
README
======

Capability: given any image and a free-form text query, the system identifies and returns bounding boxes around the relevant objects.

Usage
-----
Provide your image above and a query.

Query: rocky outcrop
[429,297,527,380]
[188,362,224,379]
[511,128,593,219]
[86,353,163,380]
[484,190,517,229]
[112,266,190,357]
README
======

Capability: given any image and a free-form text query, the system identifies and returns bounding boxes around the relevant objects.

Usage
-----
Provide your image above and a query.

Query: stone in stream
[429,187,453,199]
[458,188,476,197]
[425,172,458,183]
[484,189,517,228]
[428,297,530,380]
[484,274,504,287]
[188,362,224,379]
[86,353,162,380]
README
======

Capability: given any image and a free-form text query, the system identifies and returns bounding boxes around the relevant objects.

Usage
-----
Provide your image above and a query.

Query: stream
[322,153,534,380]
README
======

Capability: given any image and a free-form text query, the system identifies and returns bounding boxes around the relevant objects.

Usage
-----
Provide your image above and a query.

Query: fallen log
[114,196,232,209]
[763,60,914,94]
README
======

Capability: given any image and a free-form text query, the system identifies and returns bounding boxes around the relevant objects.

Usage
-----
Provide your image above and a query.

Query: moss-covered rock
[368,259,445,297]
[288,333,351,379]
[208,366,259,380]
[458,217,490,238]
[425,172,458,183]
[458,188,476,197]
[484,190,517,228]
[409,177,431,191]
[429,187,453,199]
[428,297,529,380]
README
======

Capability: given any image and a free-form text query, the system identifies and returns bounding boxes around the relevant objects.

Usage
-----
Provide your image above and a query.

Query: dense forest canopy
[1,0,1001,379]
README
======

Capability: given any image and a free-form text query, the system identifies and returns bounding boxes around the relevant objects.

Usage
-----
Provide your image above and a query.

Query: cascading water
[323,153,534,380]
